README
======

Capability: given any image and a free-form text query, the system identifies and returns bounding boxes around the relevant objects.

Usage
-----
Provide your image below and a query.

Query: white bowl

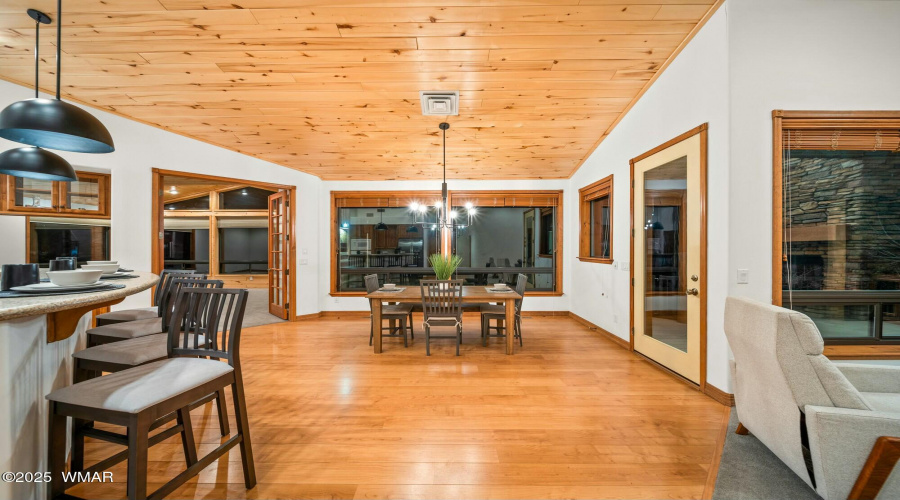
[383,283,396,289]
[47,269,103,286]
[81,263,120,275]
[86,260,118,266]
[493,283,508,289]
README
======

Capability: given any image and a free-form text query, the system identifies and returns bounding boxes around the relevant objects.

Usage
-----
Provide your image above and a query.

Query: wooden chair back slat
[514,273,527,313]
[155,269,198,308]
[420,279,464,320]
[168,288,249,367]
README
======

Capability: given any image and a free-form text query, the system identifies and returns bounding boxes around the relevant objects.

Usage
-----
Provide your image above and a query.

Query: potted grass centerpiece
[429,253,462,287]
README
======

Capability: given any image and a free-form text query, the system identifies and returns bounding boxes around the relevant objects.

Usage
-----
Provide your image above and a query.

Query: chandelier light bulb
[449,210,458,219]
[468,208,476,215]
[434,200,442,209]
[409,202,419,211]
[464,202,473,210]
[418,205,427,213]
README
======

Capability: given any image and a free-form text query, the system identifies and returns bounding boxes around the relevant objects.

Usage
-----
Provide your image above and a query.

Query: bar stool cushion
[73,333,206,367]
[47,358,233,414]
[95,307,158,323]
[86,317,164,340]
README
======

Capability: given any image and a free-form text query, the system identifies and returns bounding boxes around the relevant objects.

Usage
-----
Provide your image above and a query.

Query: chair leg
[408,312,415,339]
[126,414,150,500]
[215,388,230,436]
[401,317,408,347]
[48,404,67,500]
[369,316,374,346]
[481,315,488,347]
[517,316,523,347]
[70,417,87,473]
[232,377,257,489]
[736,423,750,435]
[456,324,461,356]
[425,324,431,356]
[176,405,198,466]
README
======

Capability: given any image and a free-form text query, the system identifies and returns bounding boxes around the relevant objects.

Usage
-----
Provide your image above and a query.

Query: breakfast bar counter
[0,272,158,500]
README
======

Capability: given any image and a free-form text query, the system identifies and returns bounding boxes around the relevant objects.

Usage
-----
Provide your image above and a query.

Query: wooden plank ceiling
[0,1,718,180]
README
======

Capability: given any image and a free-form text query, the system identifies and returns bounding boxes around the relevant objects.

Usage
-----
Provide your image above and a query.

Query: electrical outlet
[737,269,750,284]
[300,259,309,265]
[302,248,308,255]
[621,261,629,271]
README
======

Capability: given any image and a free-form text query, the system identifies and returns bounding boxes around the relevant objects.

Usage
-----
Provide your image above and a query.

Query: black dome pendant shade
[0,98,115,153]
[0,147,77,181]
[0,1,114,154]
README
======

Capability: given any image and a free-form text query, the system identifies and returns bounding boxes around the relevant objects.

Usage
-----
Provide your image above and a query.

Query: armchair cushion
[860,393,900,413]
[835,363,900,394]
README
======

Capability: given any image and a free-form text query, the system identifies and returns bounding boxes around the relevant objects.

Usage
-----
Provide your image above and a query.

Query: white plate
[12,281,105,292]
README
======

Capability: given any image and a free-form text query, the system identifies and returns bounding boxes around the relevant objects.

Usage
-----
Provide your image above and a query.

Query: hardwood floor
[70,315,728,500]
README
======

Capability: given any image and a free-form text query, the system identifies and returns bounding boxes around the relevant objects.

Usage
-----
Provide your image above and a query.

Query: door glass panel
[14,177,54,209]
[643,156,688,352]
[66,176,100,212]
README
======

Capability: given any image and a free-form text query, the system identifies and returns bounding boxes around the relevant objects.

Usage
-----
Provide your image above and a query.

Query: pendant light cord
[443,126,447,184]
[55,0,61,100]
[34,18,39,98]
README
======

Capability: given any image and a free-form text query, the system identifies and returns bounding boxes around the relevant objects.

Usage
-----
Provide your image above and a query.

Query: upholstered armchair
[724,297,900,500]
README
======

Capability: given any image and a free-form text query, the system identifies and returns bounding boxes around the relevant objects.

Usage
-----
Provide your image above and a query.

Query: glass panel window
[14,177,54,209]
[65,176,100,212]
[163,217,210,273]
[579,175,613,263]
[781,137,900,342]
[589,196,611,259]
[164,195,209,211]
[337,207,435,292]
[29,218,110,265]
[217,217,268,274]
[451,206,557,291]
[219,186,276,210]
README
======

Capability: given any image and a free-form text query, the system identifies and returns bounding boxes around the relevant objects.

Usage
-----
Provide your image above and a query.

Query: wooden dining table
[366,286,523,355]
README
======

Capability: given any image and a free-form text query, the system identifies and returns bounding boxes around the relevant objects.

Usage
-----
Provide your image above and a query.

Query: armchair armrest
[834,362,900,393]
[805,405,900,500]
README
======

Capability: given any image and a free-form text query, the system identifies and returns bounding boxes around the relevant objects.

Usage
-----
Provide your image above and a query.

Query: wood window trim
[330,190,564,297]
[151,168,298,320]
[537,207,554,258]
[772,111,900,359]
[578,175,614,264]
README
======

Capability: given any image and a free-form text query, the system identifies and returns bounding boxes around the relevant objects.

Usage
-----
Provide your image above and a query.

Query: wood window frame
[151,168,298,320]
[0,170,111,218]
[330,189,563,297]
[772,111,900,358]
[578,174,614,264]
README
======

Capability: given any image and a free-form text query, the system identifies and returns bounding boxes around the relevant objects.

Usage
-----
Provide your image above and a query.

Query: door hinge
[631,278,634,286]
[631,229,634,237]
[158,231,164,239]
[158,189,163,196]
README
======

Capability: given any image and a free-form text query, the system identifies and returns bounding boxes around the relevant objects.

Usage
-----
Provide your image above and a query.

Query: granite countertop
[0,272,159,321]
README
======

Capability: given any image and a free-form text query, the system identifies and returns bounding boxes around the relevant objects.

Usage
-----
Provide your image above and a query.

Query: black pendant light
[0,147,77,181]
[0,8,77,181]
[0,2,114,153]
[375,208,388,231]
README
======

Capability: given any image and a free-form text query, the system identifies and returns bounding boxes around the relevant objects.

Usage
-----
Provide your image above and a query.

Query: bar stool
[365,274,414,347]
[95,270,196,326]
[86,274,209,347]
[481,273,527,347]
[47,287,256,500]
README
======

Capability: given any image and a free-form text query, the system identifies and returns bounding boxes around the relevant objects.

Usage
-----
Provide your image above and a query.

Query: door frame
[629,123,708,390]
[150,168,298,321]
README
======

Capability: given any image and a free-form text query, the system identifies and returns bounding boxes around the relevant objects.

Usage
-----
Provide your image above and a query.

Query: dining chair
[86,273,209,346]
[420,279,464,356]
[365,274,414,347]
[46,287,255,500]
[481,273,527,347]
[95,269,196,326]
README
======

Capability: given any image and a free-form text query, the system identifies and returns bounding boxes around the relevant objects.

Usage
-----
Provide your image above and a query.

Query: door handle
[686,288,699,296]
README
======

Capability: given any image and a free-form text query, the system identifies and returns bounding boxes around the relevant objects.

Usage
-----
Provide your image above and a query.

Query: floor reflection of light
[339,377,353,395]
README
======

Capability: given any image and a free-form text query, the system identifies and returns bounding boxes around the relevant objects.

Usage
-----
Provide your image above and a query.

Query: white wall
[727,0,900,304]
[566,6,731,390]
[0,79,323,315]
[320,179,570,312]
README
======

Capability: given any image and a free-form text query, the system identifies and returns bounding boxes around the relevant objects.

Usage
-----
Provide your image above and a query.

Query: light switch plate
[621,261,629,271]
[737,269,750,284]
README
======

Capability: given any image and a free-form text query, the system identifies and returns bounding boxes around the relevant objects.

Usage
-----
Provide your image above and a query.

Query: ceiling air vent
[420,91,459,116]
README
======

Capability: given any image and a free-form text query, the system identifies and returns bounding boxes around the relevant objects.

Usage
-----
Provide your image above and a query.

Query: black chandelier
[0,1,115,155]
[410,122,476,230]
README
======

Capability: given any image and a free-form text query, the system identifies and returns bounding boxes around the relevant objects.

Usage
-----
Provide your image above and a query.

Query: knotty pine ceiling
[0,1,718,180]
